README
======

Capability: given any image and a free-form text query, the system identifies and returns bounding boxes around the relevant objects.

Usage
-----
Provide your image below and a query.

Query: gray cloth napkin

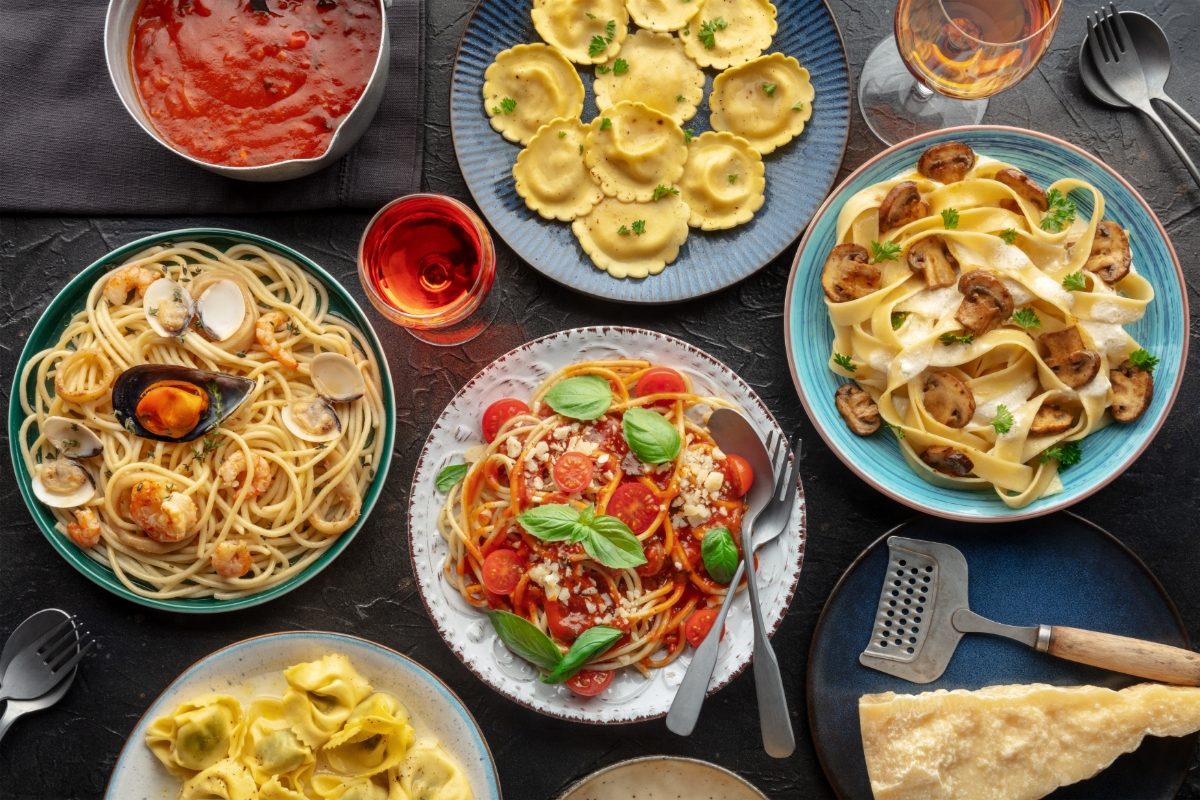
[0,0,424,215]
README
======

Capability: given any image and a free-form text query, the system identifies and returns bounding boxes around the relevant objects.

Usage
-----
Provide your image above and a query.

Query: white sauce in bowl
[559,758,765,800]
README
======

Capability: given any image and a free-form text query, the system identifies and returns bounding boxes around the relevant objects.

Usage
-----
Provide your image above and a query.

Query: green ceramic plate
[8,229,396,613]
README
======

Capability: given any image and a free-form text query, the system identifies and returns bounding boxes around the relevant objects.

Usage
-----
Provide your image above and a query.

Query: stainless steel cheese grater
[859,536,1200,685]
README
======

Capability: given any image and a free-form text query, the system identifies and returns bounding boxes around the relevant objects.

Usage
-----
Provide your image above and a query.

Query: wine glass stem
[909,81,935,103]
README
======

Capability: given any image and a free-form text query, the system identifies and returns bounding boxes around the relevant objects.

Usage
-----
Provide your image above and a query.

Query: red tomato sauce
[130,0,382,166]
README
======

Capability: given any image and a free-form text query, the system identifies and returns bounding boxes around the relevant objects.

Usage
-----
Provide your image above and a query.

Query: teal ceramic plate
[784,126,1188,522]
[105,632,501,799]
[8,229,396,613]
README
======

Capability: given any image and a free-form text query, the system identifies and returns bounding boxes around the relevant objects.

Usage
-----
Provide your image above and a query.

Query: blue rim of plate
[805,512,1192,799]
[7,228,397,613]
[783,125,1190,522]
[449,0,851,305]
[103,631,503,799]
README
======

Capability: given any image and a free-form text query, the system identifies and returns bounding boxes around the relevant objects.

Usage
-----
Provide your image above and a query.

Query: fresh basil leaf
[435,463,468,493]
[543,625,623,683]
[581,514,647,568]
[517,504,581,542]
[489,611,563,671]
[621,407,681,464]
[700,527,739,584]
[544,375,612,420]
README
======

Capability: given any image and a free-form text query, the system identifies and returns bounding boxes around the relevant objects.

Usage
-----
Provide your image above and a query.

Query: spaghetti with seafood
[820,140,1157,508]
[18,241,385,600]
[436,359,758,693]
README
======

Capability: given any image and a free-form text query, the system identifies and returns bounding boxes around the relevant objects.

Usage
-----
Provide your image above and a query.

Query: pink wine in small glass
[358,194,497,346]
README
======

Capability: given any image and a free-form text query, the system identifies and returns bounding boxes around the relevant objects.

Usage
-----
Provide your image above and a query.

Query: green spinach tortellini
[324,693,416,777]
[282,653,373,748]
[400,741,474,800]
[146,693,244,775]
[238,698,315,785]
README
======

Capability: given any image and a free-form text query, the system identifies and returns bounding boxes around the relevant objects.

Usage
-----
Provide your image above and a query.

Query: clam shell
[196,279,249,342]
[32,458,96,508]
[143,278,195,338]
[282,398,343,443]
[112,365,255,443]
[42,416,104,458]
[311,353,366,402]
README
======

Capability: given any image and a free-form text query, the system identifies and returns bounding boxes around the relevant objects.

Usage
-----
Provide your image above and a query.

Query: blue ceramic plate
[807,514,1192,800]
[784,126,1189,521]
[106,632,501,799]
[8,229,396,613]
[449,0,850,304]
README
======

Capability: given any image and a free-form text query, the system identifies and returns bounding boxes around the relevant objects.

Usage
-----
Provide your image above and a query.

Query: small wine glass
[357,194,499,346]
[859,0,1064,145]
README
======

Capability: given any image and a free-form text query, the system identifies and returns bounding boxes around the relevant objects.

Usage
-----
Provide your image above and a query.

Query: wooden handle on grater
[1045,626,1200,686]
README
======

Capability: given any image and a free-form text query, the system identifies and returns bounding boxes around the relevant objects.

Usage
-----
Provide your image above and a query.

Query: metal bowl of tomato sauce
[104,0,390,182]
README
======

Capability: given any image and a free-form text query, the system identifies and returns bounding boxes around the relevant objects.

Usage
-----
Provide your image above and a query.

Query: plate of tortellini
[105,632,500,800]
[450,0,851,304]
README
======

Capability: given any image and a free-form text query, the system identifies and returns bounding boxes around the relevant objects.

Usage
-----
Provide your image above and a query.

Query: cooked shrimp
[309,478,361,536]
[103,265,159,306]
[211,541,252,578]
[129,480,199,543]
[65,508,101,548]
[218,451,273,497]
[255,310,299,370]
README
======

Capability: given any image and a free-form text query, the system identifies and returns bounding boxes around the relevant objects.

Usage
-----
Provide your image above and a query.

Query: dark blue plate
[449,0,851,304]
[807,514,1192,799]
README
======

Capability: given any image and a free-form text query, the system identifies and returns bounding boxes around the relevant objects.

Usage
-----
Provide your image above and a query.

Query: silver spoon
[1078,9,1200,133]
[666,435,799,746]
[0,614,91,702]
[0,610,79,745]
[1082,6,1200,186]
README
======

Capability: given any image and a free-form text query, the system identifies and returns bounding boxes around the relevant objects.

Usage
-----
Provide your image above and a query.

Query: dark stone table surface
[2,0,1198,797]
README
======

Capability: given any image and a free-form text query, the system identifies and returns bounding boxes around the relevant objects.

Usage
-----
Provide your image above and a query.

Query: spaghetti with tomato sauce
[437,360,754,693]
[130,0,382,166]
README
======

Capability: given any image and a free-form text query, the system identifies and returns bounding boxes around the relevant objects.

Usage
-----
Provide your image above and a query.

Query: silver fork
[1087,4,1200,186]
[0,615,93,702]
[666,432,800,757]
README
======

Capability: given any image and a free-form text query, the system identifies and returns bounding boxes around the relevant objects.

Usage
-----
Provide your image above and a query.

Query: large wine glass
[859,0,1063,145]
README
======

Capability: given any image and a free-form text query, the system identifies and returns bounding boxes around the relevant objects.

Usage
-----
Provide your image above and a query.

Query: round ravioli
[594,30,705,125]
[626,0,701,32]
[681,0,777,69]
[514,118,604,221]
[532,0,629,64]
[572,194,691,278]
[585,101,688,202]
[483,44,585,145]
[678,131,765,230]
[710,52,815,154]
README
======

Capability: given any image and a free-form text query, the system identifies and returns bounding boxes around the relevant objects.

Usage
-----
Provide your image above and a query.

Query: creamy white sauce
[1028,272,1073,308]
[896,285,960,319]
[1078,369,1112,399]
[971,375,1040,427]
[896,315,936,347]
[1089,300,1142,324]
[562,762,764,800]
[1001,278,1033,307]
[1079,320,1131,360]
[894,344,933,384]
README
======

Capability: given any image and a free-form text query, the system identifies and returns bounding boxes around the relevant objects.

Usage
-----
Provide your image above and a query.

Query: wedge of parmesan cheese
[859,683,1200,800]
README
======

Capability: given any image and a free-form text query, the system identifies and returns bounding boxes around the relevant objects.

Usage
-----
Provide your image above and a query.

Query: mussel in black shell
[112,365,254,443]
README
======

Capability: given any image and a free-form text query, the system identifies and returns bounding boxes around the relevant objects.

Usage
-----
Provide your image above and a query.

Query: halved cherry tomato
[635,367,687,400]
[481,549,523,596]
[605,481,659,534]
[544,599,591,641]
[482,398,530,443]
[684,607,721,647]
[726,454,753,498]
[636,536,666,578]
[566,669,613,697]
[552,451,594,494]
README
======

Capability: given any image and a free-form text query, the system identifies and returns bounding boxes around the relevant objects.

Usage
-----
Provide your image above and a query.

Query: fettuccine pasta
[821,141,1157,508]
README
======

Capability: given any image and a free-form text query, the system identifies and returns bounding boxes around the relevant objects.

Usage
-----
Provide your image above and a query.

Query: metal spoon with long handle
[1085,5,1200,187]
[666,437,798,743]
[0,610,79,746]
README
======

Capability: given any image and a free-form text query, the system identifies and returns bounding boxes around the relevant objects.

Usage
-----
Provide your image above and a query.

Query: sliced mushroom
[821,243,880,303]
[917,142,976,183]
[922,370,975,429]
[879,181,929,231]
[1039,327,1101,389]
[906,235,959,289]
[1109,359,1153,423]
[1029,403,1074,436]
[835,384,880,436]
[921,445,974,477]
[994,168,1049,212]
[1084,220,1131,284]
[954,271,1014,336]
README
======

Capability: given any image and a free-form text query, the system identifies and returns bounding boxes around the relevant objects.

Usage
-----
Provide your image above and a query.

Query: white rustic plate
[408,327,807,723]
[105,632,501,800]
